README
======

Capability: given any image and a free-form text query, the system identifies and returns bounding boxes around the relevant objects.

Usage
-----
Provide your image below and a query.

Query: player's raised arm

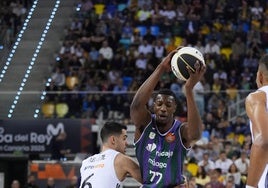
[130,50,176,140]
[180,62,206,148]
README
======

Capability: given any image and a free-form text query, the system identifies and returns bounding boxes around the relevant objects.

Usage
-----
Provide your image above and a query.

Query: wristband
[246,185,256,188]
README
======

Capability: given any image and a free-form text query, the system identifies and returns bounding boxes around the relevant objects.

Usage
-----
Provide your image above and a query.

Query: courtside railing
[0,89,253,121]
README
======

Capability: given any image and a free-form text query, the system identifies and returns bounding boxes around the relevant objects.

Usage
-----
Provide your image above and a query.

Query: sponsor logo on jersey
[84,163,105,170]
[89,154,106,163]
[156,150,173,158]
[148,158,167,168]
[146,143,156,152]
[149,132,156,139]
[165,132,175,143]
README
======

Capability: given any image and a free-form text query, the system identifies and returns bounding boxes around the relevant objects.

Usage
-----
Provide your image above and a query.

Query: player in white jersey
[245,54,268,188]
[79,121,142,188]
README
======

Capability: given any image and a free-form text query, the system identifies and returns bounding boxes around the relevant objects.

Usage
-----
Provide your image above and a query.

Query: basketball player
[245,54,268,188]
[79,121,142,188]
[130,49,206,187]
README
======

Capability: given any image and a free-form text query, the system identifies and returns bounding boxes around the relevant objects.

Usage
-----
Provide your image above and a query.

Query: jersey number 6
[81,173,94,188]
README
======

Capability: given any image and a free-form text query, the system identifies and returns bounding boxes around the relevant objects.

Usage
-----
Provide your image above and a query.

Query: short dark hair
[154,89,177,103]
[100,121,127,142]
[259,54,268,70]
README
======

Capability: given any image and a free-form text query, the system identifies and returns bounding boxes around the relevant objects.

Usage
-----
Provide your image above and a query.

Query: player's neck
[101,145,115,153]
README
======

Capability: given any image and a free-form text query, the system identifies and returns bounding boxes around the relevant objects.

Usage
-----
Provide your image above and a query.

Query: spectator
[11,180,20,188]
[46,177,55,188]
[215,150,233,175]
[188,176,201,188]
[204,168,225,188]
[198,152,215,173]
[150,2,163,25]
[231,37,246,66]
[187,145,204,162]
[135,53,148,70]
[152,38,166,61]
[135,4,151,25]
[24,174,39,188]
[65,176,78,188]
[225,163,242,187]
[193,81,205,117]
[234,151,250,176]
[225,175,239,188]
[137,39,153,56]
[204,38,220,59]
[207,137,224,161]
[194,40,205,55]
[88,46,99,62]
[50,132,70,160]
[51,67,66,88]
[195,166,211,187]
[143,27,156,44]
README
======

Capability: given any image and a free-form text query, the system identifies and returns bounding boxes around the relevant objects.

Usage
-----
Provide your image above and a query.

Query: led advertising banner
[0,119,92,154]
[29,161,81,187]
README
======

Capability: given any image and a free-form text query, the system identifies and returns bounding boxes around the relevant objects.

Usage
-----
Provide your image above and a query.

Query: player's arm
[115,153,142,183]
[180,63,206,148]
[245,91,268,187]
[130,50,176,140]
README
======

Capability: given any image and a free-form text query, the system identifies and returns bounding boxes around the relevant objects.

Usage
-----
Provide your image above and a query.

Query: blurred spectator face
[203,153,209,161]
[28,175,36,184]
[70,176,78,185]
[226,175,235,188]
[11,180,20,188]
[47,177,55,186]
[219,152,227,160]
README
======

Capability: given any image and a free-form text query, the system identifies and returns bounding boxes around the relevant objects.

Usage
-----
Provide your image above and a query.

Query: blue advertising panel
[0,119,92,154]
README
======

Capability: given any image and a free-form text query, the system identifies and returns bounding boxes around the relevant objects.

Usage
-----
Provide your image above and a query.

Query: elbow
[191,127,202,141]
[192,132,202,141]
[188,130,202,142]
[254,134,268,149]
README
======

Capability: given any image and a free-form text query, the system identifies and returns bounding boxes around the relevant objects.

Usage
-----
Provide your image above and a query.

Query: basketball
[170,47,205,81]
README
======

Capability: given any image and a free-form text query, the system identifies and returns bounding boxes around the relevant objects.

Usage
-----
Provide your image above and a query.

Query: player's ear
[109,135,116,145]
[259,71,264,85]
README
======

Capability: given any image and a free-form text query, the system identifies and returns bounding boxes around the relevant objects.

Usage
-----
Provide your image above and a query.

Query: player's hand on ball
[176,46,184,51]
[185,60,206,89]
[160,49,179,72]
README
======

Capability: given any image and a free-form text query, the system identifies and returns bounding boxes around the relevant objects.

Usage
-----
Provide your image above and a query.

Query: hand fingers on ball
[169,49,178,57]
[194,61,201,71]
[187,60,206,76]
[194,60,206,73]
[169,46,184,57]
[176,46,184,51]
[186,65,195,74]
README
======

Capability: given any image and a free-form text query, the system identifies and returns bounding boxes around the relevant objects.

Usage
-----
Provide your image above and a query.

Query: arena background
[0,0,264,187]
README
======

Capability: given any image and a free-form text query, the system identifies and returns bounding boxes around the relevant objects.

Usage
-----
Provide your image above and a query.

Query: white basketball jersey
[250,85,268,187]
[79,149,121,188]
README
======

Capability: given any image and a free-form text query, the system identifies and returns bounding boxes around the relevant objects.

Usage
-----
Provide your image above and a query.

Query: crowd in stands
[0,0,31,47]
[2,0,267,187]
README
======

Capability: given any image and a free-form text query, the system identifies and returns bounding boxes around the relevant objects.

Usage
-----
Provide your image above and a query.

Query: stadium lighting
[33,0,61,118]
[7,0,61,118]
[0,0,38,83]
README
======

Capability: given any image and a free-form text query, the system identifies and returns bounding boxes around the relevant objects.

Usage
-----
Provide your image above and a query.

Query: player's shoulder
[115,152,130,161]
[115,153,136,169]
[246,90,266,103]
